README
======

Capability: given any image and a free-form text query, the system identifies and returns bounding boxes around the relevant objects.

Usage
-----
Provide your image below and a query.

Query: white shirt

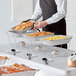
[31,0,67,24]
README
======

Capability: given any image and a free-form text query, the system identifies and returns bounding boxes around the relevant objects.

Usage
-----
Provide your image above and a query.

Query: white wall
[66,0,76,50]
[0,0,34,45]
[12,0,33,22]
[0,0,12,44]
[33,0,37,9]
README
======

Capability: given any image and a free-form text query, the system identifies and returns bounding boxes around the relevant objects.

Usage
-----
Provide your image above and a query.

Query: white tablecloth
[0,44,76,76]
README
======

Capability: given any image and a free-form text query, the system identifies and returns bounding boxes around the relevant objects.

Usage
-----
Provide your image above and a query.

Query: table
[0,44,76,76]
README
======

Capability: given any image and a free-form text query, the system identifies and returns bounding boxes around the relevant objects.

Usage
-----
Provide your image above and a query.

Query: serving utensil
[27,53,32,60]
[11,49,16,55]
[42,58,48,65]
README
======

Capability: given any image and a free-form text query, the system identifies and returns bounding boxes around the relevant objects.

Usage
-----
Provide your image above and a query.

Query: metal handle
[42,58,48,65]
[27,53,32,60]
[31,25,40,32]
[11,49,16,55]
[37,29,40,32]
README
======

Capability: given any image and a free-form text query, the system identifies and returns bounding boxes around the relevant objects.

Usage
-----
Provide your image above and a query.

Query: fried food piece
[0,56,8,60]
[14,25,21,31]
[0,63,36,74]
[42,36,67,40]
[14,21,34,31]
[27,31,52,37]
[13,63,19,67]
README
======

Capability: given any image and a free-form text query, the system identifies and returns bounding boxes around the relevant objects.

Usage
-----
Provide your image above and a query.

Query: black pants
[43,18,67,49]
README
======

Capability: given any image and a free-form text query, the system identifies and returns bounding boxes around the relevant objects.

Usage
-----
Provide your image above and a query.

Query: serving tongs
[22,19,40,32]
[10,19,40,34]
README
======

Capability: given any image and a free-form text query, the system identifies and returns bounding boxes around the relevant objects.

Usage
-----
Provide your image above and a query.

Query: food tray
[11,19,35,33]
[0,56,8,65]
[0,65,40,76]
[0,71,36,76]
[23,32,54,44]
[7,30,37,38]
[0,59,7,65]
[40,35,72,46]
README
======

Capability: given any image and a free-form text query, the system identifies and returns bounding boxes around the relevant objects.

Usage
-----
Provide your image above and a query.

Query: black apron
[40,0,67,48]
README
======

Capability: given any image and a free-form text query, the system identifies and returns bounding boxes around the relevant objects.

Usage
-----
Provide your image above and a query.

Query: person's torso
[40,0,57,20]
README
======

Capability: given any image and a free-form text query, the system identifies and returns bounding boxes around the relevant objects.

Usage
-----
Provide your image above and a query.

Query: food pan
[0,56,9,65]
[0,64,40,76]
[0,71,36,76]
[7,29,37,38]
[41,35,72,46]
[11,19,35,33]
[0,59,7,65]
[23,31,54,44]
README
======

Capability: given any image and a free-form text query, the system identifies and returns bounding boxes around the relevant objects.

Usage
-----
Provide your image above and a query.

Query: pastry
[0,56,8,60]
[0,63,36,74]
[0,56,8,65]
[27,31,52,37]
[14,21,34,31]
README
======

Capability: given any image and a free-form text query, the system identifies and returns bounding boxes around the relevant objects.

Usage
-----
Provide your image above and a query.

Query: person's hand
[33,21,48,30]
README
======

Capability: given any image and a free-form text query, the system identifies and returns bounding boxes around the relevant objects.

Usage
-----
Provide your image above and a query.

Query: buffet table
[0,44,76,76]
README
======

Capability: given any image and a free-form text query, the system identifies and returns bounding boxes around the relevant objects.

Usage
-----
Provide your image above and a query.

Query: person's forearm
[46,0,67,24]
[46,11,66,24]
[31,0,42,21]
[31,11,42,21]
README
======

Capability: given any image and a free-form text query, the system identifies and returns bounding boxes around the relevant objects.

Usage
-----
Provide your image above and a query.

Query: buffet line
[7,19,72,46]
